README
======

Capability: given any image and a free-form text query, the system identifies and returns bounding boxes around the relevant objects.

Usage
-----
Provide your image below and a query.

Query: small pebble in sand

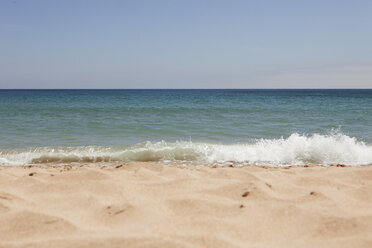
[242,191,250,197]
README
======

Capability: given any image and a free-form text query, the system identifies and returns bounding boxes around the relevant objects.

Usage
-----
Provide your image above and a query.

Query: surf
[1,132,371,166]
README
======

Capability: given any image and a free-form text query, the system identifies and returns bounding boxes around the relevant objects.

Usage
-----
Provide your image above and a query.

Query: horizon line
[0,88,372,90]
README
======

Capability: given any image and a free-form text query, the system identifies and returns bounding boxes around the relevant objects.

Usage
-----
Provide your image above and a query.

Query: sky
[0,0,372,88]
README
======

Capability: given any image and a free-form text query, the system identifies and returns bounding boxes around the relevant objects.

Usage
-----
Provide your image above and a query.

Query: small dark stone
[28,172,35,176]
[242,191,250,197]
[239,204,244,208]
[310,191,316,196]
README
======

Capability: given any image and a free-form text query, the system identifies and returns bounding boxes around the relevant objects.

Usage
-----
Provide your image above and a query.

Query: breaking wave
[1,132,372,166]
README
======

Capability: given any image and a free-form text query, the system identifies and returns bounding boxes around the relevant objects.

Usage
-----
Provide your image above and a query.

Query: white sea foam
[1,132,372,166]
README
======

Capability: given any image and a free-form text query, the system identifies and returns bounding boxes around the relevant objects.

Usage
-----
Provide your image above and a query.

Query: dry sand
[0,163,371,248]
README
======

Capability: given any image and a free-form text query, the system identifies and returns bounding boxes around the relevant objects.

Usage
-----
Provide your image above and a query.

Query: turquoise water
[1,89,372,166]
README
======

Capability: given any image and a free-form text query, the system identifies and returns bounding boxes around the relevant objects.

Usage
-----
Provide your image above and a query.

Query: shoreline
[0,161,364,168]
[1,162,372,247]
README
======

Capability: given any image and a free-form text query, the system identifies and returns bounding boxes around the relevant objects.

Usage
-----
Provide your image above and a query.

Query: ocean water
[0,89,371,166]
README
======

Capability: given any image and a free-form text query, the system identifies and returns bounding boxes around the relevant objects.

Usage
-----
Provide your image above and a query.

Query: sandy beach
[0,163,371,248]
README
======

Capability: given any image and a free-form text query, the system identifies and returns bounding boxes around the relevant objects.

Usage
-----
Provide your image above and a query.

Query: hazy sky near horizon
[1,0,372,88]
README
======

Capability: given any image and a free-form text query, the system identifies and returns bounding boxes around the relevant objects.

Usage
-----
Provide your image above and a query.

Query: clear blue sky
[1,0,372,88]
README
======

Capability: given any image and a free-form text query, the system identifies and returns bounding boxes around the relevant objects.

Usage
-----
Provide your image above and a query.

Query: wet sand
[0,163,371,248]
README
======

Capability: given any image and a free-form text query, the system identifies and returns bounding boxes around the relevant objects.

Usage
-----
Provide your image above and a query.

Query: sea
[0,89,371,166]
